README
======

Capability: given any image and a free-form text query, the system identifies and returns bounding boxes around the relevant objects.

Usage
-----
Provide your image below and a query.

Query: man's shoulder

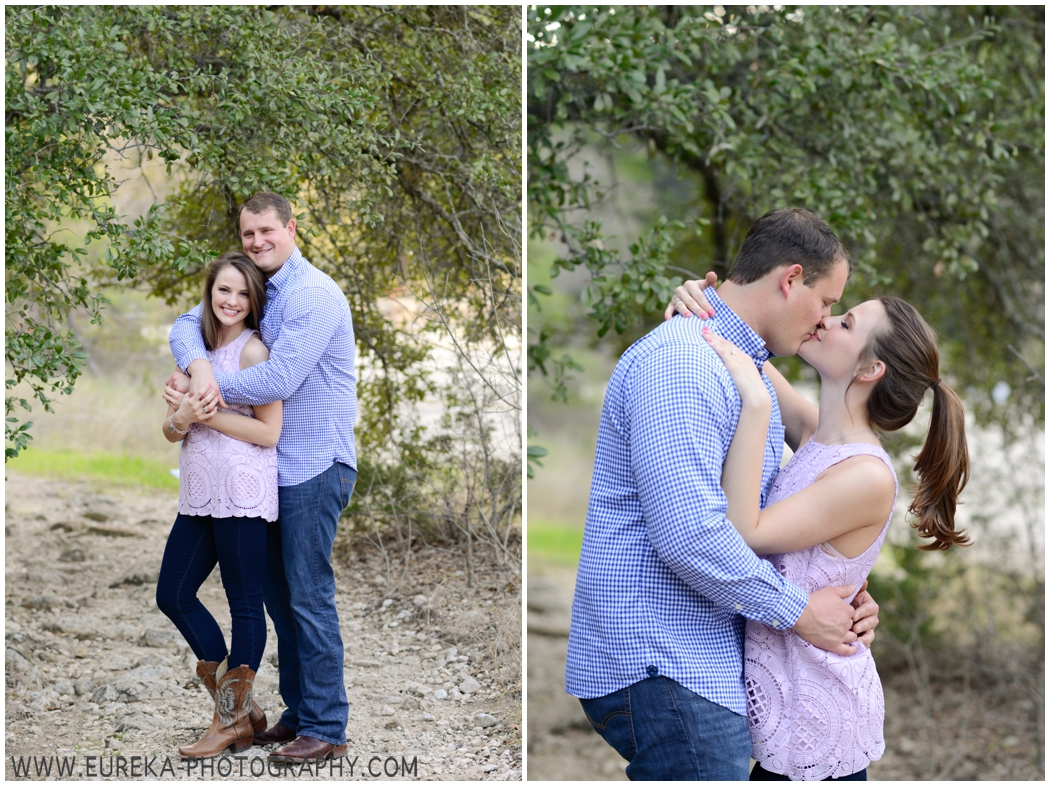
[617,318,732,383]
[281,259,350,308]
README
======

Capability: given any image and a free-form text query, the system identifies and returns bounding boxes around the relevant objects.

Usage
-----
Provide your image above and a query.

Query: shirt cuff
[751,580,809,630]
[178,349,210,375]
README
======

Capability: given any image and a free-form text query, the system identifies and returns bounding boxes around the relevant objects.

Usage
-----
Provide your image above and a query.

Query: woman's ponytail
[864,297,971,551]
[908,379,971,551]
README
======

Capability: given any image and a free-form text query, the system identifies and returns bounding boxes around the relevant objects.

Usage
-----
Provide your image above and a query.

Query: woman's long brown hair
[200,251,266,352]
[861,296,971,551]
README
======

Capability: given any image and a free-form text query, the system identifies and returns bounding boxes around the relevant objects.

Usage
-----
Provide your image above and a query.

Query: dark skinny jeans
[156,513,268,672]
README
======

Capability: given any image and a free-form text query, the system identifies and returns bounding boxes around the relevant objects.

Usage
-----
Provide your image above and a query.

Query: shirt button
[646,665,659,677]
[735,604,743,611]
[771,620,780,626]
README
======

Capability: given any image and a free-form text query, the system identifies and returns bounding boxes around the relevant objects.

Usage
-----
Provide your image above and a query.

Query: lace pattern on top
[745,438,898,780]
[177,329,279,521]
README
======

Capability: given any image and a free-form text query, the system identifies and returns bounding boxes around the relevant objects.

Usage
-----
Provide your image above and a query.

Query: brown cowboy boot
[178,664,256,758]
[195,659,266,734]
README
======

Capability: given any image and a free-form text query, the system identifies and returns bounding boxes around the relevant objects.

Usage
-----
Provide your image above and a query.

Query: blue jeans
[579,675,752,780]
[156,514,268,672]
[264,461,355,745]
[751,762,867,780]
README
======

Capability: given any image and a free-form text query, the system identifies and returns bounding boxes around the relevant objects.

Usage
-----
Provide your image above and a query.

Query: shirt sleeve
[169,303,208,372]
[214,286,343,406]
[627,341,808,630]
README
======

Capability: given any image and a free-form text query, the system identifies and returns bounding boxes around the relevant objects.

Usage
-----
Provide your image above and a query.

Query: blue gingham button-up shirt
[565,288,808,714]
[170,247,357,486]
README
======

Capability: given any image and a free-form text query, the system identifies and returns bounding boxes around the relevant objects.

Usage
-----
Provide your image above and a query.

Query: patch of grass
[527,519,584,565]
[7,448,179,492]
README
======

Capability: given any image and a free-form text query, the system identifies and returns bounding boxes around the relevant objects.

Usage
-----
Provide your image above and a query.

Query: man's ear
[855,359,886,384]
[778,263,804,298]
[286,219,297,238]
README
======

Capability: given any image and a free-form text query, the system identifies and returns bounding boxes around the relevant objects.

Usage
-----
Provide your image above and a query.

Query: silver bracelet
[169,414,190,435]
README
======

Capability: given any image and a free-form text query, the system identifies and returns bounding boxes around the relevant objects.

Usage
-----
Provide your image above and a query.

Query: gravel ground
[5,473,522,781]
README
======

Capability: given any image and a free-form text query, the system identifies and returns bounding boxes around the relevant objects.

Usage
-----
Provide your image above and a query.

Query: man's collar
[266,246,304,290]
[704,287,771,367]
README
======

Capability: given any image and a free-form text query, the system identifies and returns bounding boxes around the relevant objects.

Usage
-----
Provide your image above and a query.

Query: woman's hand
[162,386,185,411]
[702,327,771,409]
[664,271,719,320]
[173,384,220,428]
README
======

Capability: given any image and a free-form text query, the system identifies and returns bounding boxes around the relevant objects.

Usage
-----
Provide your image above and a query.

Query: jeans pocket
[586,707,628,731]
[337,464,357,510]
[580,692,636,758]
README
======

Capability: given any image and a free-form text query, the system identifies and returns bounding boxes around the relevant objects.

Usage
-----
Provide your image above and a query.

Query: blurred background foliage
[528,4,1042,438]
[526,5,1043,780]
[6,5,521,575]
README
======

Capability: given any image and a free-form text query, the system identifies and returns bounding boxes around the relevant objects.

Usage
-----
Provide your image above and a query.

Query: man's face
[769,258,850,357]
[239,208,296,275]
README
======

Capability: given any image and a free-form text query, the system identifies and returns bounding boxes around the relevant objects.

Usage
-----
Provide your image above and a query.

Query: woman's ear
[855,359,886,384]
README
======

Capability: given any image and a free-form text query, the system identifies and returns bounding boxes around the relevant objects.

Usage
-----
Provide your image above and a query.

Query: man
[565,208,879,780]
[167,191,356,763]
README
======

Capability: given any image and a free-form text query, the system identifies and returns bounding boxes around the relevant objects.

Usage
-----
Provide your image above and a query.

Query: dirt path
[5,473,522,781]
[525,567,1042,781]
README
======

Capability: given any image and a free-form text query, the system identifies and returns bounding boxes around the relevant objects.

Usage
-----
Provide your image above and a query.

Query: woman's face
[210,265,251,328]
[798,298,889,380]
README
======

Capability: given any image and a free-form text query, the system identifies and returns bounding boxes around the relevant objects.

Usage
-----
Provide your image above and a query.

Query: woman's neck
[213,323,247,350]
[813,376,878,445]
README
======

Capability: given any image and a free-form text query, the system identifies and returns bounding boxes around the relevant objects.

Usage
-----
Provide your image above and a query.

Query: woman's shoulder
[814,450,897,500]
[239,332,270,369]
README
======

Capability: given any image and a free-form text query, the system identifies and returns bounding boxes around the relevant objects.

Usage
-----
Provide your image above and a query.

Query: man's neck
[713,280,771,346]
[264,248,296,280]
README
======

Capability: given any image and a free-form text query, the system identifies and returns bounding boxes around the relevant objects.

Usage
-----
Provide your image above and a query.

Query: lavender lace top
[744,438,897,780]
[178,329,279,522]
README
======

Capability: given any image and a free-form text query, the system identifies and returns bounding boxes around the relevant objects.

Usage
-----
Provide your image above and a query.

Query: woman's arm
[667,275,817,452]
[745,458,895,555]
[701,327,772,536]
[162,403,188,443]
[704,330,894,557]
[161,385,216,443]
[763,361,819,452]
[201,402,282,448]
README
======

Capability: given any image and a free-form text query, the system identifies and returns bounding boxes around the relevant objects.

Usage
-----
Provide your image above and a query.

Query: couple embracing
[568,208,970,780]
[157,192,356,762]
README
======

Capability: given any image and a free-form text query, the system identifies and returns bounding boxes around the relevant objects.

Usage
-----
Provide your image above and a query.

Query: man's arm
[629,342,859,654]
[629,342,809,627]
[213,286,345,406]
[168,304,226,407]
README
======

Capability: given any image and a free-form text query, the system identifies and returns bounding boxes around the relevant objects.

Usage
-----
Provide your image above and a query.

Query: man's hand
[663,271,719,320]
[186,359,226,410]
[792,585,859,656]
[166,369,191,395]
[850,579,879,648]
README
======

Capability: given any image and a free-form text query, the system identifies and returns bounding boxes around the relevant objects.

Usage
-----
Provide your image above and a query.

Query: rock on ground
[5,473,522,781]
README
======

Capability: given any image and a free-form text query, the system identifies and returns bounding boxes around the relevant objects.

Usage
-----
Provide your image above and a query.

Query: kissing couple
[567,208,970,781]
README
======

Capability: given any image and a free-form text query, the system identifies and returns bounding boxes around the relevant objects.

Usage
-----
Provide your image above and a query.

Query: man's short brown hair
[726,208,851,285]
[237,191,293,228]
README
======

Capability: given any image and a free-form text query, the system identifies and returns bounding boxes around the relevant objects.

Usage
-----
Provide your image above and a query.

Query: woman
[157,251,281,758]
[676,281,969,780]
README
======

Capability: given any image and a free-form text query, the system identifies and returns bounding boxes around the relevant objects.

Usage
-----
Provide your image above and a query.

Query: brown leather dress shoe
[268,735,348,763]
[254,721,297,746]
